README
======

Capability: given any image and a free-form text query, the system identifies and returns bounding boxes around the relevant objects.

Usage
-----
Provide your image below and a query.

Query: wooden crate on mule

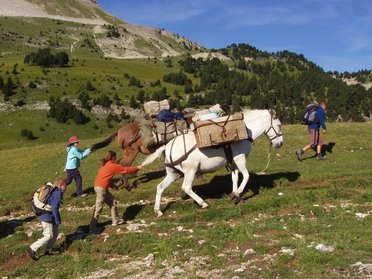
[193,112,248,148]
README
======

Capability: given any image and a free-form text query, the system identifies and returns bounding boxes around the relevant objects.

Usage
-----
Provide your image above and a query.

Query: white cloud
[343,13,372,53]
[112,0,212,24]
[221,2,343,29]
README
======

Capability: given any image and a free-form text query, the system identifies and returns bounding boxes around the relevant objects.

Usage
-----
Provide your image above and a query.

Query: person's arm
[50,191,62,226]
[318,109,327,131]
[71,147,91,159]
[113,164,141,175]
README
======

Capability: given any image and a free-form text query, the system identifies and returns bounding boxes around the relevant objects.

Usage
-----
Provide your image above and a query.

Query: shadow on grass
[323,142,336,154]
[245,171,300,199]
[302,141,336,161]
[137,170,166,183]
[61,220,111,251]
[0,216,36,239]
[123,204,144,221]
[62,203,147,249]
[191,171,300,201]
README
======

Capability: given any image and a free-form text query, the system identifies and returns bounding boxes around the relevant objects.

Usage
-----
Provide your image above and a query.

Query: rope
[256,143,273,175]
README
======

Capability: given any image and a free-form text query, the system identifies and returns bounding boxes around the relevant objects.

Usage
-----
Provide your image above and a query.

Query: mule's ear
[269,109,276,118]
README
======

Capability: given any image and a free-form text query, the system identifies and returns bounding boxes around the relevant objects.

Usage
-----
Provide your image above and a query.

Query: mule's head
[264,109,283,148]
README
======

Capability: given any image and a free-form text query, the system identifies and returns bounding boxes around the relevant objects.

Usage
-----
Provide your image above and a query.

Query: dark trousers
[66,169,83,196]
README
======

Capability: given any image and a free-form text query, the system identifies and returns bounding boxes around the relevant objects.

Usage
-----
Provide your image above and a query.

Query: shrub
[128,76,142,88]
[163,71,191,85]
[48,97,90,124]
[20,129,36,140]
[28,81,37,88]
[15,99,26,107]
[24,48,69,67]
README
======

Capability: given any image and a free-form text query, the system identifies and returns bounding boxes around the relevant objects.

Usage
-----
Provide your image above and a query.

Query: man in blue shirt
[296,101,327,161]
[27,178,67,260]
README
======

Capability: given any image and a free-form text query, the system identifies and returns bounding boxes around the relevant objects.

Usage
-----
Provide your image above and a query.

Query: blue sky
[98,0,372,73]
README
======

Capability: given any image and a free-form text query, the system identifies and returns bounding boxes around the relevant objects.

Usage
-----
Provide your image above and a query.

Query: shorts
[309,129,323,148]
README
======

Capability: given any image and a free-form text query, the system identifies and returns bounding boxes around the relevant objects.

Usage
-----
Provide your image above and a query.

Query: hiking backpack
[302,103,319,125]
[31,182,56,216]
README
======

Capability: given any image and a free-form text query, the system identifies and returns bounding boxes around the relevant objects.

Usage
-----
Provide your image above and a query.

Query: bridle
[122,128,141,149]
[264,114,282,142]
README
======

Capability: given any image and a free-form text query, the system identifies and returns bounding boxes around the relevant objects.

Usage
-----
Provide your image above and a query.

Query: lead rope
[256,143,273,175]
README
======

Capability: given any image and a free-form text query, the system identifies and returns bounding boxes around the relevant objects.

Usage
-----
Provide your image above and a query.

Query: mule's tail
[90,132,118,151]
[140,145,166,167]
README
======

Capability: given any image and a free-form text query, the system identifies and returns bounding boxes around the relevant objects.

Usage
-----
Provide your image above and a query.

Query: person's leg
[30,221,54,253]
[316,134,326,160]
[73,169,83,196]
[89,187,105,232]
[296,130,316,161]
[68,169,83,196]
[45,223,59,252]
[105,190,121,225]
[309,129,320,150]
[66,169,74,186]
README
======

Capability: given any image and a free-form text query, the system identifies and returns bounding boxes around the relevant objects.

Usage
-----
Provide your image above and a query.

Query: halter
[122,128,141,149]
[264,114,282,142]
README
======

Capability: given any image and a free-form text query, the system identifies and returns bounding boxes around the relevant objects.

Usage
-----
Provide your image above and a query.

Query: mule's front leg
[230,156,249,204]
[230,169,239,197]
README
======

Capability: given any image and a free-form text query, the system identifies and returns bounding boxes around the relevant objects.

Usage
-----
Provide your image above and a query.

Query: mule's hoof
[201,202,209,209]
[155,210,163,217]
[234,195,242,205]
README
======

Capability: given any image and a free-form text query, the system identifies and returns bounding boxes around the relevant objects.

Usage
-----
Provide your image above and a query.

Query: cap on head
[68,136,79,145]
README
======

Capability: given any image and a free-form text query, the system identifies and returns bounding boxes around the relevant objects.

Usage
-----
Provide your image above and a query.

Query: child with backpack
[27,177,67,261]
[65,136,92,198]
[89,150,142,234]
[296,100,327,161]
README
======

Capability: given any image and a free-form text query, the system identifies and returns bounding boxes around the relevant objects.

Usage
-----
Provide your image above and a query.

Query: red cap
[68,136,79,145]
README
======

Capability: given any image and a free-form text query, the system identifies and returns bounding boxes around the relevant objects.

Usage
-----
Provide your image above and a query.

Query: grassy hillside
[0,122,371,278]
[0,17,100,57]
[25,0,114,22]
[0,54,188,150]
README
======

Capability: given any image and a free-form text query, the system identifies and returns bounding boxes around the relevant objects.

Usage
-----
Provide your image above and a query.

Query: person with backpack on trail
[88,150,142,234]
[27,177,67,261]
[65,136,92,198]
[296,100,327,161]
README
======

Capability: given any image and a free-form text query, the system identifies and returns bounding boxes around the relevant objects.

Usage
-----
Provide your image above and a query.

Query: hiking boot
[44,249,61,256]
[316,154,327,160]
[295,150,304,162]
[27,247,38,261]
[112,219,125,226]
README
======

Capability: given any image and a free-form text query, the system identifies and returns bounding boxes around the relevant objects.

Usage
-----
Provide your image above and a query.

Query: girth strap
[223,144,234,171]
[165,144,197,167]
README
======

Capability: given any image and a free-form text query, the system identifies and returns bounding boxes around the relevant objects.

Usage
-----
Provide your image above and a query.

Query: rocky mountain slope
[0,0,202,58]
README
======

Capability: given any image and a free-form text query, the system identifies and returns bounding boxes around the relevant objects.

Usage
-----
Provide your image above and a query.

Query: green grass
[0,122,371,278]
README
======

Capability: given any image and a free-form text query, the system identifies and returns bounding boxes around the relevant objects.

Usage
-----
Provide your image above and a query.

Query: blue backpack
[156,109,184,122]
[302,104,319,125]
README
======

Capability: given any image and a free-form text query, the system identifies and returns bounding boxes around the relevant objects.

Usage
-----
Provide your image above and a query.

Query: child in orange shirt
[89,150,142,234]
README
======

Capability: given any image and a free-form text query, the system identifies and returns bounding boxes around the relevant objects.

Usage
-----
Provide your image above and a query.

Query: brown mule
[91,121,162,167]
